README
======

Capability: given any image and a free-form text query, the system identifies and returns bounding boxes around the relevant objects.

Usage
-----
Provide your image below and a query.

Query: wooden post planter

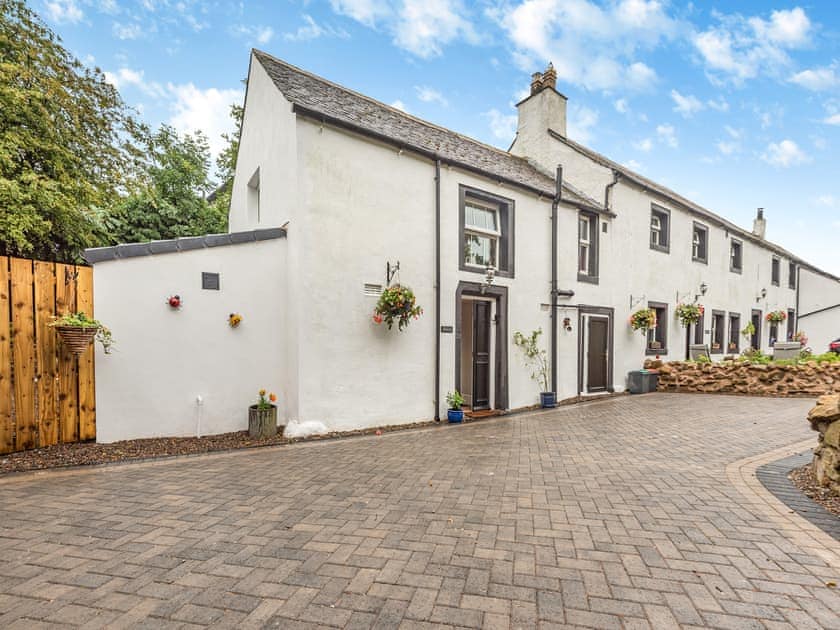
[248,404,277,439]
[54,325,99,355]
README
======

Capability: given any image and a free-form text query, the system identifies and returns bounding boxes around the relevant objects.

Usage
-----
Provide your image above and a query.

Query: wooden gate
[0,256,95,454]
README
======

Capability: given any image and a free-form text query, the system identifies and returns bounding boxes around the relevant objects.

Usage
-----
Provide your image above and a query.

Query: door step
[464,409,502,419]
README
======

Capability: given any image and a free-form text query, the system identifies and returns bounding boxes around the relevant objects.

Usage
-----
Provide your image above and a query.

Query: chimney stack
[511,63,568,168]
[753,208,766,239]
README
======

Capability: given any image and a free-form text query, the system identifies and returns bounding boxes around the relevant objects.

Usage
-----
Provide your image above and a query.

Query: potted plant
[740,321,755,341]
[766,310,787,324]
[794,330,808,346]
[249,389,278,438]
[513,329,555,408]
[675,303,703,327]
[50,312,113,355]
[446,390,465,423]
[372,284,423,331]
[629,308,657,334]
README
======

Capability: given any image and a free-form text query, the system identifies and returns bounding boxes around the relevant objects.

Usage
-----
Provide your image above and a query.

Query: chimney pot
[530,72,543,95]
[541,63,557,90]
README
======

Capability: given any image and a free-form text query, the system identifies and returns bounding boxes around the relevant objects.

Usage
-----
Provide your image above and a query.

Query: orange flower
[269,393,277,403]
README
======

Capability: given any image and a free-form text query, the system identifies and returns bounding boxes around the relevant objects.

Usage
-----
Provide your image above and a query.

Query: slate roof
[252,50,603,211]
[548,130,840,281]
[84,227,286,264]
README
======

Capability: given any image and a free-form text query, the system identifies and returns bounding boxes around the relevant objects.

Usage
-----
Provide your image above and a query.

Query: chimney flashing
[515,85,568,108]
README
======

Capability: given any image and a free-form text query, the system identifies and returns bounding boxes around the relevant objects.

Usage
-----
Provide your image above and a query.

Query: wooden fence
[0,256,95,454]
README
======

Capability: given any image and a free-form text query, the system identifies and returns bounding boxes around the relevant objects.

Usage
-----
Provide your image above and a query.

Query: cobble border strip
[756,451,840,542]
[727,439,840,569]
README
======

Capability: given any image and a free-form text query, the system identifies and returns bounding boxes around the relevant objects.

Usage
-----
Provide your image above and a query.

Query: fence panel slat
[77,266,95,441]
[55,263,79,443]
[35,261,58,447]
[0,257,12,454]
[11,258,36,450]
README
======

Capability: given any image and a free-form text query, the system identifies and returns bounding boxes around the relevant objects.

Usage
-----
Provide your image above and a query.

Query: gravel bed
[0,420,444,475]
[789,464,840,517]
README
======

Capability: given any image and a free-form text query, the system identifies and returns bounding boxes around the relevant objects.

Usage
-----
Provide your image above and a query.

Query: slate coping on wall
[756,451,840,542]
[83,227,287,264]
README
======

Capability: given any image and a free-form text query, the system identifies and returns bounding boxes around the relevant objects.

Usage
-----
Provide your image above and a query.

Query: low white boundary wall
[89,233,286,443]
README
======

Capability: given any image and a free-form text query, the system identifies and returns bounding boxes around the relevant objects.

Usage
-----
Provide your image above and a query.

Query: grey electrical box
[201,272,220,290]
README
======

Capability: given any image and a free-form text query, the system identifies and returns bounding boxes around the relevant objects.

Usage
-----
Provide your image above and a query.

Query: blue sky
[38,0,840,274]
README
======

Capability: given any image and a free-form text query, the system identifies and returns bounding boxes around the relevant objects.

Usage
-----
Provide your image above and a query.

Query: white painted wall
[799,268,840,352]
[93,239,287,442]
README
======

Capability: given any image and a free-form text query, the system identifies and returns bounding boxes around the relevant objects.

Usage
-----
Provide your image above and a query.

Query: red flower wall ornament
[167,295,182,309]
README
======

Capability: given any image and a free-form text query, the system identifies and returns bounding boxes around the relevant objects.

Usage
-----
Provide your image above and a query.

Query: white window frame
[650,215,661,248]
[463,199,501,270]
[578,216,591,274]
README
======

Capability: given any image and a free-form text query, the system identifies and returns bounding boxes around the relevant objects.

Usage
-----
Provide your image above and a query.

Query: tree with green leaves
[0,0,145,261]
[106,125,228,243]
[208,102,243,216]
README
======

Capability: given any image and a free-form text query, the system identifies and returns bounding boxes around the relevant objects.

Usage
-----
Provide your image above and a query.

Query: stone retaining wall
[647,359,840,397]
[808,395,840,495]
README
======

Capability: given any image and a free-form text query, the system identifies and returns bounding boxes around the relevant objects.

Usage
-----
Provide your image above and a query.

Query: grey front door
[587,317,608,392]
[472,301,491,410]
[751,310,762,349]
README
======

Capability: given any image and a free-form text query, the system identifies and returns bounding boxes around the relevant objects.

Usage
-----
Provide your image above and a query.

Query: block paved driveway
[1,393,838,629]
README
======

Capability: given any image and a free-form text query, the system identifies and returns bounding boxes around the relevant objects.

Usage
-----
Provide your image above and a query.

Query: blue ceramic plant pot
[540,392,556,408]
[447,409,464,423]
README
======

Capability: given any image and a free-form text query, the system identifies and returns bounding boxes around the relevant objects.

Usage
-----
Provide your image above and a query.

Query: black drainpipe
[794,264,800,333]
[434,159,441,421]
[550,165,562,395]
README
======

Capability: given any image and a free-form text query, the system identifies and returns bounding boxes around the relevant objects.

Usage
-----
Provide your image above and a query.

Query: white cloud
[623,159,643,172]
[329,0,391,27]
[329,0,475,58]
[815,194,838,208]
[415,85,449,107]
[484,108,517,141]
[390,99,408,112]
[283,15,349,42]
[112,22,143,40]
[169,84,244,162]
[103,67,167,98]
[748,7,811,47]
[394,0,477,58]
[724,125,741,139]
[789,66,839,91]
[633,138,653,152]
[706,97,729,111]
[567,103,598,143]
[761,139,810,167]
[692,7,813,85]
[656,123,677,148]
[233,24,276,45]
[716,141,739,155]
[614,98,628,114]
[670,89,703,117]
[44,0,83,23]
[491,0,675,91]
[824,113,840,125]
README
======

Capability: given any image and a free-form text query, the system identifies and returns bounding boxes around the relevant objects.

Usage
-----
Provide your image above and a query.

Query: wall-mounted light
[699,282,708,296]
[481,265,496,294]
[756,287,767,302]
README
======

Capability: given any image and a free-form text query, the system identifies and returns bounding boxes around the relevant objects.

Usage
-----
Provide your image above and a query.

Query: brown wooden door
[472,301,491,410]
[587,317,608,392]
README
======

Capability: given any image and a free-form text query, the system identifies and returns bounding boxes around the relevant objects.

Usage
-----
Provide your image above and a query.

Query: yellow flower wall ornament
[228,313,243,328]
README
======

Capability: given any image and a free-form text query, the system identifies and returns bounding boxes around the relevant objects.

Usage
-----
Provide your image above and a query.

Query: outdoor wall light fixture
[480,264,496,294]
[166,294,182,309]
[699,282,708,296]
[756,288,767,302]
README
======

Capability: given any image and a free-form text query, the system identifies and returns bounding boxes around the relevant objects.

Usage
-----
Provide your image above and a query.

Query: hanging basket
[55,325,99,355]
